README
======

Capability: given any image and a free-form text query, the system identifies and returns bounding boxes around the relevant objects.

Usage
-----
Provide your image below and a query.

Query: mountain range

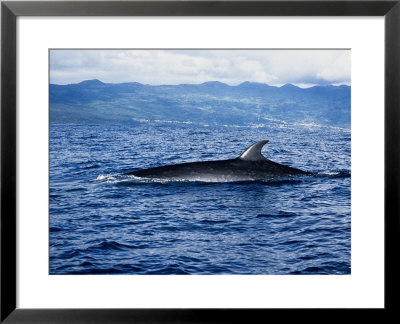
[50,79,351,128]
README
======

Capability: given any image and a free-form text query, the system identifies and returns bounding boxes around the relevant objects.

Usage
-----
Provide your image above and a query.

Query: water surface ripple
[50,122,351,275]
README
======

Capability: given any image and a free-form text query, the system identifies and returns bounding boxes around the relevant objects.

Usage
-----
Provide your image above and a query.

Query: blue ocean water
[49,121,351,275]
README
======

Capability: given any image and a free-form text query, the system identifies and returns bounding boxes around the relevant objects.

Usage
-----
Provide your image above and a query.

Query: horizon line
[50,79,351,89]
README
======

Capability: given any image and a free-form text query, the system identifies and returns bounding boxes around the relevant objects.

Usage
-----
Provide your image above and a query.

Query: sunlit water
[50,122,351,274]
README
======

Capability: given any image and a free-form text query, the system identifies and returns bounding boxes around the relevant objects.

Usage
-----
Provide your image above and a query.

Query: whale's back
[128,140,309,182]
[130,158,307,182]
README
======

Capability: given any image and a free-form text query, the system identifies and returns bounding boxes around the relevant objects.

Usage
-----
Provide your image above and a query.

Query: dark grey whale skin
[127,140,310,182]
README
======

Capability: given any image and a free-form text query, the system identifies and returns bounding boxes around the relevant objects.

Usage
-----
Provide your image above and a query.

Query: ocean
[49,121,351,275]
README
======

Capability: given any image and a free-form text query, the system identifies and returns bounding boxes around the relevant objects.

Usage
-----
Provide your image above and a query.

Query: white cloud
[50,49,350,86]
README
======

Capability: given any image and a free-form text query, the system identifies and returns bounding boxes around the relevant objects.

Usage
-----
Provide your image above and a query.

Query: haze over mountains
[50,79,351,128]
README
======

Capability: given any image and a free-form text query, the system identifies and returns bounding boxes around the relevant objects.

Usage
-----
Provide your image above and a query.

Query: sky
[50,49,350,87]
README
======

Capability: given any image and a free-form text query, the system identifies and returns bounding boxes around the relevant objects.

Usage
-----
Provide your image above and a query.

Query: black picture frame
[1,1,399,322]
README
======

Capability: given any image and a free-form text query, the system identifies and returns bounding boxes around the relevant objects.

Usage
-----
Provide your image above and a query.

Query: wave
[92,174,146,184]
[88,241,137,252]
[257,211,297,218]
[316,170,351,178]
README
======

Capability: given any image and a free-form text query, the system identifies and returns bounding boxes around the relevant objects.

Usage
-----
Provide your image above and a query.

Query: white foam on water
[93,174,118,183]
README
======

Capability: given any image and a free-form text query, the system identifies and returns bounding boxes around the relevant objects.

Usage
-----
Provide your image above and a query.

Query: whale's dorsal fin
[238,140,269,161]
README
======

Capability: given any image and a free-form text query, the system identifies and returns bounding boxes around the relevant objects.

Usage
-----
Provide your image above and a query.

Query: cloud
[50,49,350,86]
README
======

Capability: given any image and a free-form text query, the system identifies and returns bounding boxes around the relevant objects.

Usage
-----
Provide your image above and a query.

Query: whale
[126,140,310,182]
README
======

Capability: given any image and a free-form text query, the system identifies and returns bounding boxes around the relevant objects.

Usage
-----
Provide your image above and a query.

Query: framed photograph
[1,0,399,322]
